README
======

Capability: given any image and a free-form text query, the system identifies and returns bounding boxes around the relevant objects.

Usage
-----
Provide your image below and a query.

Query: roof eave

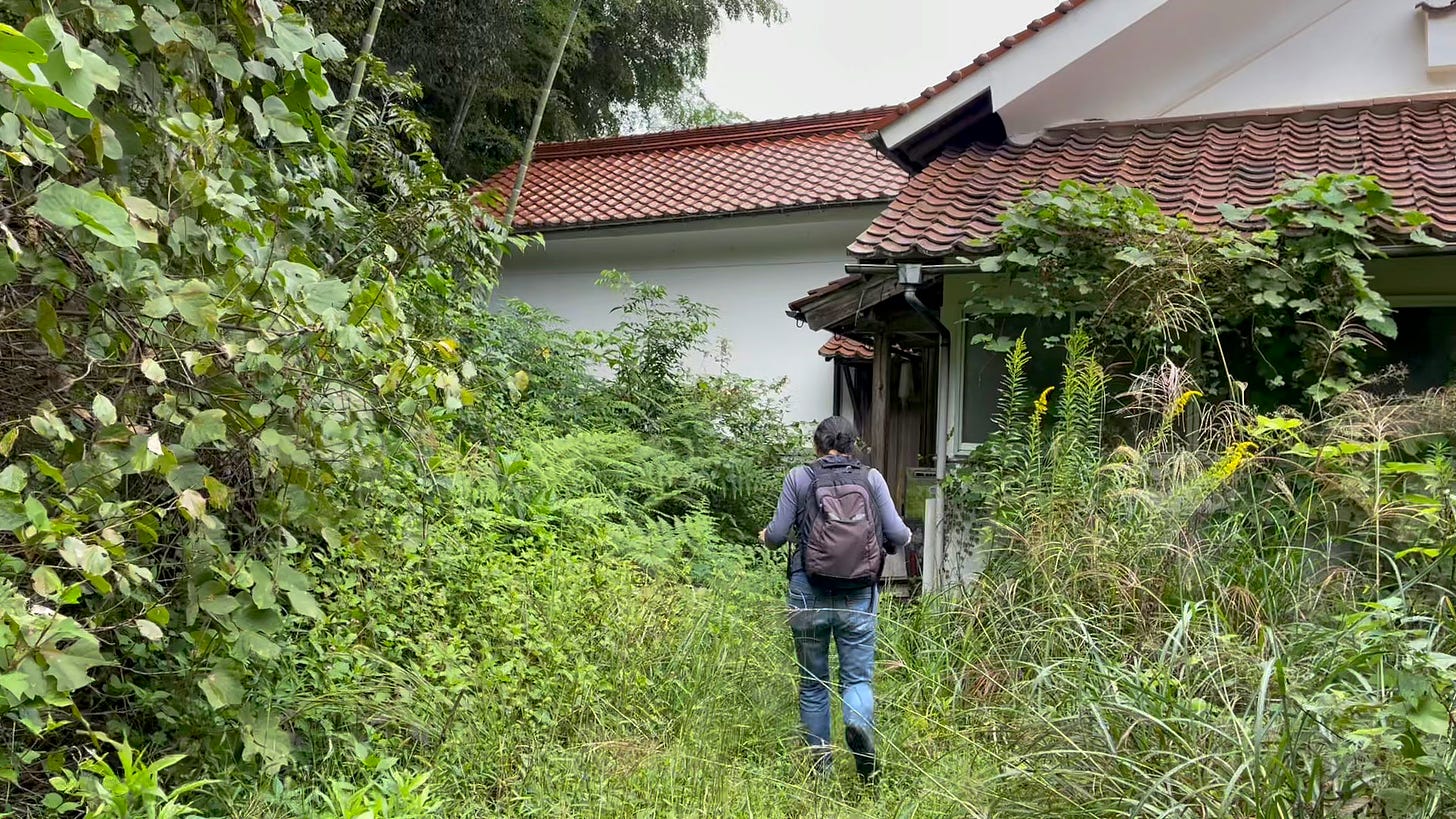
[515,198,898,236]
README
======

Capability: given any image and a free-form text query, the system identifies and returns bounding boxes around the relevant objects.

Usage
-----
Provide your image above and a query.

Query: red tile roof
[483,108,908,231]
[819,335,875,361]
[853,95,1456,259]
[869,0,1095,133]
[789,275,861,315]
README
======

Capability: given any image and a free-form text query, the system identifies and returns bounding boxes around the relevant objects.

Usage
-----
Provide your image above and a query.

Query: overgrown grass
[52,360,1456,816]
[25,313,1456,816]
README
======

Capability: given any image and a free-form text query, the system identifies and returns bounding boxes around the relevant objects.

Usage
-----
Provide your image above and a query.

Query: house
[788,0,1456,590]
[485,109,908,423]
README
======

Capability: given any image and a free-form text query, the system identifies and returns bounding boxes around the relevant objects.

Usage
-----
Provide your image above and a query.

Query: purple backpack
[800,457,883,590]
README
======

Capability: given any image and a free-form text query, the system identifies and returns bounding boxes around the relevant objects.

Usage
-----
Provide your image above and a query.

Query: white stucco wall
[887,0,1456,148]
[1164,0,1455,118]
[495,206,884,423]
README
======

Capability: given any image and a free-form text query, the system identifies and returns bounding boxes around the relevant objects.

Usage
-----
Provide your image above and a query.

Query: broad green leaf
[207,43,243,82]
[177,489,206,520]
[239,705,292,771]
[40,637,104,692]
[171,280,217,330]
[164,462,208,493]
[11,80,91,118]
[31,566,61,596]
[32,182,137,248]
[0,24,44,74]
[199,668,243,710]
[134,619,163,642]
[181,409,227,448]
[0,428,16,457]
[286,588,322,619]
[241,95,268,138]
[261,95,308,143]
[1408,695,1450,736]
[85,0,137,32]
[141,294,173,318]
[250,561,276,610]
[0,497,27,530]
[0,671,29,699]
[313,33,347,62]
[23,496,47,529]
[39,23,120,109]
[300,55,336,108]
[302,278,349,312]
[202,475,231,510]
[271,13,315,54]
[140,358,166,383]
[34,297,64,359]
[243,60,275,81]
[140,7,179,44]
[199,592,239,617]
[0,252,16,285]
[0,465,25,494]
[58,536,110,576]
[234,604,285,633]
[275,562,309,592]
[91,394,116,426]
[26,455,64,487]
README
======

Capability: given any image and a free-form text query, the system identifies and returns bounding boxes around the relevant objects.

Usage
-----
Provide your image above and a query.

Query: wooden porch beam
[868,332,892,472]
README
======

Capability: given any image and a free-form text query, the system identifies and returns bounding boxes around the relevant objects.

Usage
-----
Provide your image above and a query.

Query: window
[959,314,1071,446]
[1368,307,1456,392]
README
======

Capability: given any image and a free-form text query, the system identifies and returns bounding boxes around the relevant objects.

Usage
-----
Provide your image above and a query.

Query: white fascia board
[879,0,1172,151]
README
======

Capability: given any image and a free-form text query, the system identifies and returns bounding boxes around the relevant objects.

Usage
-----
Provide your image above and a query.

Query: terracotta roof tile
[870,0,1096,132]
[819,335,875,361]
[851,96,1456,259]
[788,275,861,314]
[482,108,908,231]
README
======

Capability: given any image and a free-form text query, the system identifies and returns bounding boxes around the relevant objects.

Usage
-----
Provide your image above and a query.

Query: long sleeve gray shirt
[764,464,912,574]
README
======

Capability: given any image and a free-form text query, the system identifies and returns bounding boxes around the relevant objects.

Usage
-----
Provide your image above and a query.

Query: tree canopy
[304,0,783,178]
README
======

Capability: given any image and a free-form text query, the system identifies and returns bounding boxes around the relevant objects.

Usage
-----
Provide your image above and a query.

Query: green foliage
[0,0,501,807]
[47,735,212,818]
[590,276,806,539]
[968,176,1439,407]
[939,337,1456,816]
[305,0,784,176]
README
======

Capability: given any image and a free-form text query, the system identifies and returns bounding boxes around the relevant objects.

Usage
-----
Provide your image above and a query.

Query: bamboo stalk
[503,0,583,228]
[336,0,387,143]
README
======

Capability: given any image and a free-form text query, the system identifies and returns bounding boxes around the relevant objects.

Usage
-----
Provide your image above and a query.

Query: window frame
[945,276,1082,455]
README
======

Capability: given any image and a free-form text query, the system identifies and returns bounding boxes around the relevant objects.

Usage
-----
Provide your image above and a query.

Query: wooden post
[869,333,892,472]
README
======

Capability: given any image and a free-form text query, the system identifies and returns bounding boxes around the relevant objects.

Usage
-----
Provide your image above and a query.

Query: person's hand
[758,528,767,544]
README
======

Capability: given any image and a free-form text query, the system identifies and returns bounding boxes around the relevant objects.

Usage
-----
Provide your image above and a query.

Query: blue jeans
[787,570,878,753]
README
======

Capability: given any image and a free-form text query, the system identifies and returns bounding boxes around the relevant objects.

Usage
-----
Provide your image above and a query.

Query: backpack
[799,456,883,590]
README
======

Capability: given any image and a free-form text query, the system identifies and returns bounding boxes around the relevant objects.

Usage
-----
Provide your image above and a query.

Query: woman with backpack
[758,416,912,782]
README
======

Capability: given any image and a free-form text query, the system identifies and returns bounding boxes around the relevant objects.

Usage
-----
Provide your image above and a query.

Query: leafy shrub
[936,334,1456,817]
[0,0,496,806]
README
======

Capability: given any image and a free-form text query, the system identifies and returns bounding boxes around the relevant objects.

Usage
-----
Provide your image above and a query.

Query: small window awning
[819,335,875,361]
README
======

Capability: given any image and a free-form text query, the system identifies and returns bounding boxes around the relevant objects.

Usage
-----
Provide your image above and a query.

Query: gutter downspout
[895,264,953,592]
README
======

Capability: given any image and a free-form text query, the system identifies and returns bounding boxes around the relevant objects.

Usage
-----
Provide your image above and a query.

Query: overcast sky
[701,0,1062,120]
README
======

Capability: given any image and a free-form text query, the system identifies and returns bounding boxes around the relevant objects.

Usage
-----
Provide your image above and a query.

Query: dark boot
[845,724,878,783]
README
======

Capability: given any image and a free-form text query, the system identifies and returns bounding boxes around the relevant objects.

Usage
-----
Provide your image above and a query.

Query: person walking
[759,416,911,782]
